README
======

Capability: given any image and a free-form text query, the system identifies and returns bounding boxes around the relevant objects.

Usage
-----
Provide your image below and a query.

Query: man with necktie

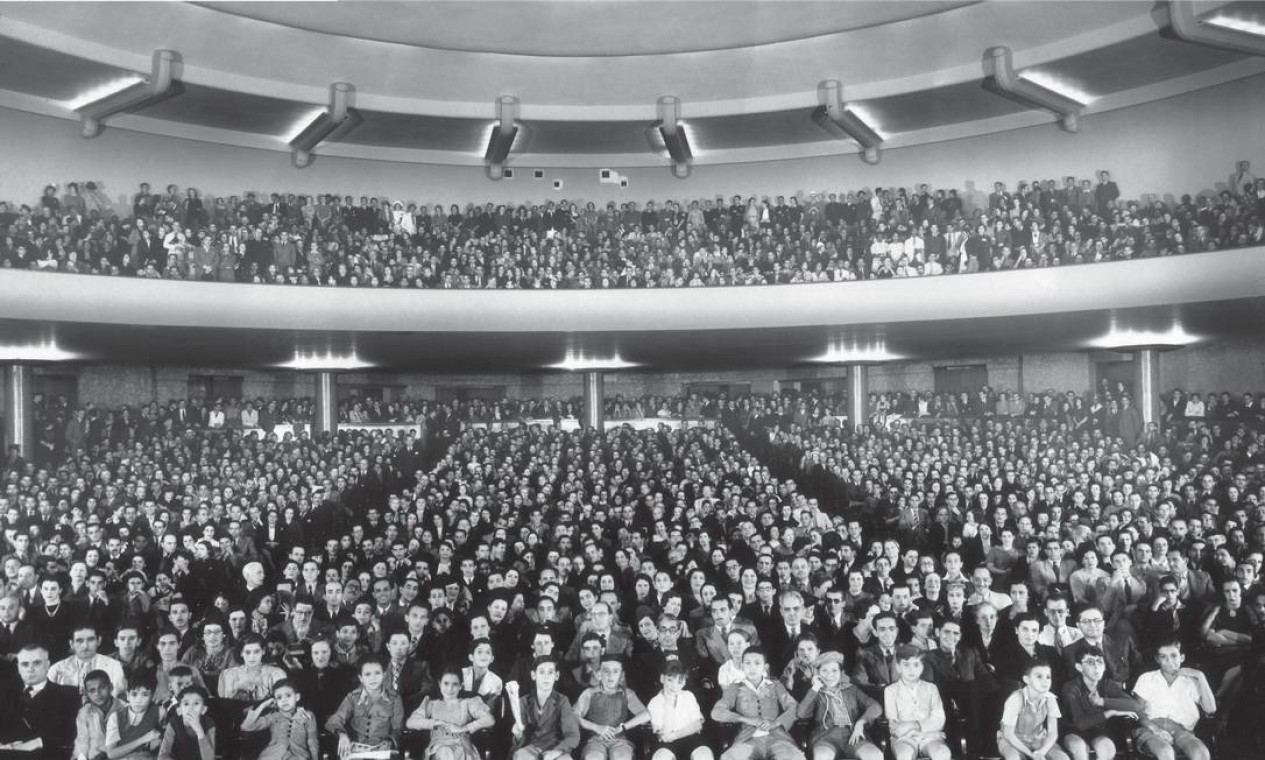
[0,645,80,760]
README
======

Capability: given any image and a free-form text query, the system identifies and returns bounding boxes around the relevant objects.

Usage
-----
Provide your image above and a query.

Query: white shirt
[1133,670,1203,730]
[48,653,126,695]
[647,689,704,735]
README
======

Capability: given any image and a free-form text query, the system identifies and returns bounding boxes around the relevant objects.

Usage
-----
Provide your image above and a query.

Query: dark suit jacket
[385,657,434,713]
[851,643,901,701]
[1062,635,1140,687]
[0,622,36,664]
[0,681,80,760]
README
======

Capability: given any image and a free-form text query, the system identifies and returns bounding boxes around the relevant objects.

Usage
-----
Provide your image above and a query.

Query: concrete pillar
[3,364,35,459]
[314,371,338,435]
[1134,348,1162,429]
[847,365,869,432]
[582,371,605,431]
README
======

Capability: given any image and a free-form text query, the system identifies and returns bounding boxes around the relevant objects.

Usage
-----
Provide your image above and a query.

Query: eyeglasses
[1079,617,1104,624]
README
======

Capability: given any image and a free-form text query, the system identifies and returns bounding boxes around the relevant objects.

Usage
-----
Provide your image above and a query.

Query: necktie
[22,686,33,703]
[884,651,895,681]
[1123,580,1134,605]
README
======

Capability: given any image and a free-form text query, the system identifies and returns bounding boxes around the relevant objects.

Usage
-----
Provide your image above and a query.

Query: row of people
[3,164,1263,287]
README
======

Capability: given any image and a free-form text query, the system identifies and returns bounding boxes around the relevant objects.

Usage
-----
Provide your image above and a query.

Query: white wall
[0,73,1262,210]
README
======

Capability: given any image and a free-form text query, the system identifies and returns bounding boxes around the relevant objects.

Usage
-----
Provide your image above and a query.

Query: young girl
[241,680,320,760]
[105,674,163,760]
[645,662,711,760]
[717,628,751,688]
[404,669,495,760]
[158,686,216,760]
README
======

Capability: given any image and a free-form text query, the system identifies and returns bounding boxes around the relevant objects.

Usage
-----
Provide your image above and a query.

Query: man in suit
[695,597,760,674]
[562,602,631,663]
[369,578,405,636]
[812,587,855,659]
[762,590,809,675]
[0,644,80,760]
[268,598,332,649]
[1063,604,1141,686]
[923,620,997,758]
[739,578,782,646]
[0,596,35,676]
[851,611,905,702]
[314,580,348,623]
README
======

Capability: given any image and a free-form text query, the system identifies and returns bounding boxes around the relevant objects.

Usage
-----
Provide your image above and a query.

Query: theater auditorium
[1,2,1264,760]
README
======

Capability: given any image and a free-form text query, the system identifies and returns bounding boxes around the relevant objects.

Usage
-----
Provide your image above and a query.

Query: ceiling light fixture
[1204,13,1265,37]
[547,351,639,372]
[655,95,692,179]
[1087,324,1199,350]
[810,340,902,364]
[75,49,182,138]
[0,339,81,362]
[1018,70,1095,106]
[485,95,521,181]
[288,82,362,169]
[813,80,884,164]
[277,349,374,371]
[982,46,1083,133]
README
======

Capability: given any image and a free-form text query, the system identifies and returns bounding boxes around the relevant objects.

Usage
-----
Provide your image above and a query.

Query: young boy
[998,660,1067,760]
[158,686,215,760]
[883,646,949,760]
[574,654,650,760]
[105,672,163,760]
[710,646,805,760]
[796,651,883,760]
[1131,641,1216,760]
[75,670,116,760]
[646,662,710,760]
[158,666,198,724]
[241,679,320,760]
[462,637,504,708]
[326,657,405,756]
[1061,646,1143,760]
[508,655,581,760]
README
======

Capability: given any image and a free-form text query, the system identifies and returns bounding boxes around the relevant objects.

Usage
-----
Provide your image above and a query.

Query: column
[847,364,869,433]
[314,371,338,435]
[1134,348,1161,429]
[582,371,605,432]
[3,364,35,459]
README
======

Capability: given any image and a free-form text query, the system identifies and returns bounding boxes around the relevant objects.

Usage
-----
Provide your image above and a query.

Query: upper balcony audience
[1,165,1262,288]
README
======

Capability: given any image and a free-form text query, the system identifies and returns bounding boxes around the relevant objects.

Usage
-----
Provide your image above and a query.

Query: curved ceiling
[0,1,1262,167]
[199,1,978,57]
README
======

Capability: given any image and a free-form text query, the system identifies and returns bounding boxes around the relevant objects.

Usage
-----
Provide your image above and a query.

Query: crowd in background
[1,380,1264,760]
[1,162,1263,288]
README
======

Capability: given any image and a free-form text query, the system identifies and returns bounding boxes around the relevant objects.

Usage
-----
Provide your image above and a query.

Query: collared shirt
[1133,671,1202,730]
[1038,624,1084,650]
[325,687,404,747]
[49,653,127,695]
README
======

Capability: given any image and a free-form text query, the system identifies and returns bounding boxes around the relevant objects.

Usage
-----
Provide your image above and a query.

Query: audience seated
[3,169,1264,289]
[1,378,1265,760]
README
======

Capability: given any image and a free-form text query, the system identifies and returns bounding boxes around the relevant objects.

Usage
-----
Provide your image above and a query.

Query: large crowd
[1,163,1263,288]
[1,380,1264,760]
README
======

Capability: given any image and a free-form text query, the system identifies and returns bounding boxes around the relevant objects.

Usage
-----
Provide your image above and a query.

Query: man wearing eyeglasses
[1063,605,1140,687]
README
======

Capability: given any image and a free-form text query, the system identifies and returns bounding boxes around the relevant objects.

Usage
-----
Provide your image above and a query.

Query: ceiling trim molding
[0,3,1227,120]
[2,58,1261,169]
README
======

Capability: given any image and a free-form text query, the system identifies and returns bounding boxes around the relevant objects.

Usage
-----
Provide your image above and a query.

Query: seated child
[507,655,581,760]
[158,686,216,760]
[105,672,163,760]
[998,660,1068,760]
[646,662,712,760]
[241,679,321,760]
[711,646,805,760]
[883,646,949,760]
[405,668,495,760]
[1131,641,1216,760]
[326,657,405,757]
[574,654,650,760]
[796,652,883,760]
[1061,646,1142,760]
[75,670,116,760]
